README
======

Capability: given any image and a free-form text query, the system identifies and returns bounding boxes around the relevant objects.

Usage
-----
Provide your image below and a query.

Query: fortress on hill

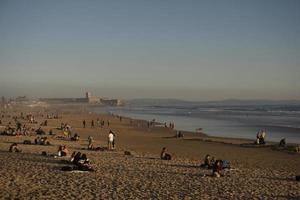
[39,92,124,106]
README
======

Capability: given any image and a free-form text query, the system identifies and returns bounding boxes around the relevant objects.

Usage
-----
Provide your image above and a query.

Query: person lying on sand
[160,147,172,160]
[9,143,22,153]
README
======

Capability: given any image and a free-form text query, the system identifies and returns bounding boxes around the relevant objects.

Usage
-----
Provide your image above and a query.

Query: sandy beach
[0,104,299,200]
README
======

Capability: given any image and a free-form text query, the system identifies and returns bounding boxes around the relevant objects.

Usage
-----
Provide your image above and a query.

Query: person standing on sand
[83,120,86,128]
[91,120,94,128]
[261,130,266,144]
[108,130,114,150]
[88,136,94,150]
[112,131,116,149]
[97,118,100,127]
[107,120,110,127]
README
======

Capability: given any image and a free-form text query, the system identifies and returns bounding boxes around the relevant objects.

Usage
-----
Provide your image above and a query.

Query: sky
[0,0,299,100]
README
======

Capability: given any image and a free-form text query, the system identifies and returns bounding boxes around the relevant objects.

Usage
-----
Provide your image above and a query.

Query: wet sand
[0,104,299,199]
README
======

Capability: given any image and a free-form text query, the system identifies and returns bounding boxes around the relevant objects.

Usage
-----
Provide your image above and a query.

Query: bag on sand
[23,140,32,145]
[165,154,172,160]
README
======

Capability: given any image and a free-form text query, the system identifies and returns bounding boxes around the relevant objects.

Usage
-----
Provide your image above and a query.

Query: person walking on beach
[83,120,86,128]
[108,130,114,150]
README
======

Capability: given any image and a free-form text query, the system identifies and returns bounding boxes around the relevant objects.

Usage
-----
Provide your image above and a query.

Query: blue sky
[0,0,299,100]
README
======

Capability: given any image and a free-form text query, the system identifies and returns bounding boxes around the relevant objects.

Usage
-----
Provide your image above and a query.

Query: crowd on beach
[1,109,300,180]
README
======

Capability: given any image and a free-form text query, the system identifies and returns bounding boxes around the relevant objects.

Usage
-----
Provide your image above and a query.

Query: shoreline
[87,104,300,144]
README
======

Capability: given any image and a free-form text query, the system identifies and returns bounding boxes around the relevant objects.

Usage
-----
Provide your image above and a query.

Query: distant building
[39,92,123,106]
[15,96,29,102]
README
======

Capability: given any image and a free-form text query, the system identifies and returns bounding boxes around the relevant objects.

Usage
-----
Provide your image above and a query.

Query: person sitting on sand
[160,147,172,160]
[35,136,41,145]
[40,137,50,145]
[78,154,90,165]
[58,145,69,157]
[279,138,286,147]
[201,154,213,169]
[210,156,216,167]
[36,127,46,135]
[71,133,80,141]
[69,152,94,171]
[71,151,82,164]
[212,160,222,177]
[9,143,22,153]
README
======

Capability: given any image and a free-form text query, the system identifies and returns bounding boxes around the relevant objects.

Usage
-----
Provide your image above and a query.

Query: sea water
[93,100,300,144]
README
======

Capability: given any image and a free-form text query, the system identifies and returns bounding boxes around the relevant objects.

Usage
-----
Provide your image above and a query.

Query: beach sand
[0,104,299,199]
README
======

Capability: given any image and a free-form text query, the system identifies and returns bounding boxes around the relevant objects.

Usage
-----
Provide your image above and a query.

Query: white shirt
[108,133,114,142]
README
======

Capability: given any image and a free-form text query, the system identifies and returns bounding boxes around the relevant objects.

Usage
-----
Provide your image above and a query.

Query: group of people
[255,130,267,145]
[34,136,51,145]
[68,151,94,171]
[83,119,108,128]
[200,154,231,177]
[1,121,32,136]
[160,149,230,178]
[71,133,80,141]
[163,122,175,129]
[175,131,184,138]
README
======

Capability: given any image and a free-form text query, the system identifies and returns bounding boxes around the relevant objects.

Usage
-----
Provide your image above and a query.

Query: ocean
[92,99,300,144]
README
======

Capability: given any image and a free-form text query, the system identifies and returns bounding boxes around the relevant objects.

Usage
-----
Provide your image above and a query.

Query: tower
[86,92,92,99]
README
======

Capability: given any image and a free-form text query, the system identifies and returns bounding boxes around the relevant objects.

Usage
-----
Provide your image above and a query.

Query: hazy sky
[0,0,299,100]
